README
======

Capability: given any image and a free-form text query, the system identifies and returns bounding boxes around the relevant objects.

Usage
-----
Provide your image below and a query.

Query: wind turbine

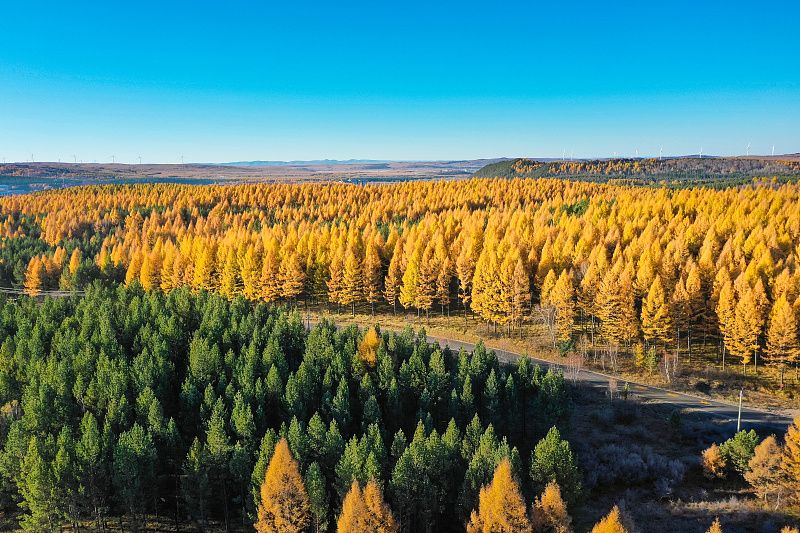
[772,145,775,156]
[746,142,751,157]
[138,155,142,165]
[635,148,639,158]
[111,155,115,164]
[659,146,663,160]
[699,147,703,159]
[73,155,77,164]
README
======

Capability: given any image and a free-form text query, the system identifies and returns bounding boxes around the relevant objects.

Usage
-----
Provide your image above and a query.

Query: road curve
[309,318,795,435]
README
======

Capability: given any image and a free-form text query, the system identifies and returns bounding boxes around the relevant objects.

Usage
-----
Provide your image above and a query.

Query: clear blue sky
[1,0,798,163]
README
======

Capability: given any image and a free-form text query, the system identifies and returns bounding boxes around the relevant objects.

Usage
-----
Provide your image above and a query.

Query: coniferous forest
[1,178,800,531]
[0,284,575,531]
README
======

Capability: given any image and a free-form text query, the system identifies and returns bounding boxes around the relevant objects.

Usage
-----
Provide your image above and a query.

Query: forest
[1,176,800,530]
[0,284,578,531]
[4,177,800,394]
[472,157,800,186]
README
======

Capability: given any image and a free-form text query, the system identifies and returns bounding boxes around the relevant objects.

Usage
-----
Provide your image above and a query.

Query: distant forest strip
[472,157,800,187]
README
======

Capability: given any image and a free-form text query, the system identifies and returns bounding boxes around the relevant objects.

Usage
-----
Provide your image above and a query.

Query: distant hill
[472,157,800,186]
[217,159,392,166]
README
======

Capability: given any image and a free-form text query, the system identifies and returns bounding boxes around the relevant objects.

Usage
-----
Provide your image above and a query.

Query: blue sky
[1,1,798,163]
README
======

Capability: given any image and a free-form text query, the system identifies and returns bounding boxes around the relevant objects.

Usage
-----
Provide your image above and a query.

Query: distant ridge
[472,156,800,186]
[216,159,393,166]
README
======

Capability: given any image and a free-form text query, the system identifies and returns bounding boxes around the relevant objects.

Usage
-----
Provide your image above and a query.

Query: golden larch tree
[279,251,305,303]
[255,438,311,533]
[731,285,762,372]
[68,248,81,275]
[384,240,404,314]
[24,256,46,296]
[590,505,628,533]
[357,327,380,368]
[337,480,399,533]
[509,256,531,332]
[765,295,800,387]
[744,435,784,504]
[531,480,572,533]
[780,417,800,504]
[466,458,531,533]
[363,239,383,315]
[701,443,726,480]
[641,274,672,347]
[706,517,723,533]
[549,269,576,344]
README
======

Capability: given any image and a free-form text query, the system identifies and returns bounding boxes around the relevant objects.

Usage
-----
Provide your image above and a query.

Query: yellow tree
[466,458,531,533]
[255,439,310,533]
[280,251,305,304]
[139,249,162,291]
[641,275,672,348]
[415,241,437,319]
[384,239,404,314]
[706,518,723,533]
[362,480,398,533]
[716,280,736,370]
[780,417,800,504]
[531,481,572,533]
[363,239,383,315]
[435,253,452,316]
[744,435,784,504]
[327,242,345,309]
[399,247,420,312]
[590,505,628,533]
[358,327,380,368]
[336,480,398,533]
[701,443,726,480]
[595,265,638,348]
[731,285,762,373]
[341,249,363,316]
[549,270,575,345]
[241,242,264,300]
[125,249,143,286]
[68,248,81,276]
[24,256,46,296]
[684,262,704,357]
[261,241,282,303]
[509,257,531,333]
[765,295,800,387]
[219,246,242,299]
[456,225,482,319]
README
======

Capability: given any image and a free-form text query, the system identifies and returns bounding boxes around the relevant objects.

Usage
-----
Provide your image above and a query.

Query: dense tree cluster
[472,157,800,186]
[0,284,573,530]
[3,177,799,384]
[702,419,800,508]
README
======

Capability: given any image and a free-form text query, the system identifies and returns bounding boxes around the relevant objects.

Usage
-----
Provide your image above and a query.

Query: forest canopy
[0,285,571,531]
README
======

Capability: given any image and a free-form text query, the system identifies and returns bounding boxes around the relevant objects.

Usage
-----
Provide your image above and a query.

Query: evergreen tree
[112,424,157,529]
[18,437,58,532]
[305,462,329,533]
[529,427,581,505]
